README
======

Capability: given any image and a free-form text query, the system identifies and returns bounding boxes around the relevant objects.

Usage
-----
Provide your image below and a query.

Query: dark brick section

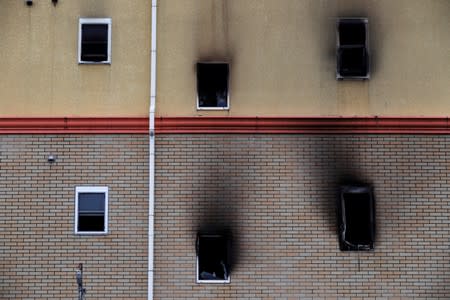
[0,135,148,299]
[155,135,450,299]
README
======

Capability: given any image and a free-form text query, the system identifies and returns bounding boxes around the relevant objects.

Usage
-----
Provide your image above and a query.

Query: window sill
[197,107,230,111]
[196,278,230,284]
[78,61,111,65]
[75,231,108,236]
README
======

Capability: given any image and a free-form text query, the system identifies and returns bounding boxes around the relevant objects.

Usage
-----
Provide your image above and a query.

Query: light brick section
[154,135,450,299]
[2,134,450,299]
[0,135,148,299]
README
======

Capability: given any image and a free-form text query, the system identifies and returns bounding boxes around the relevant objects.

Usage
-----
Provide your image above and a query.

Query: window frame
[78,18,112,64]
[338,185,375,251]
[196,62,230,111]
[74,186,109,235]
[196,233,231,284]
[336,18,370,80]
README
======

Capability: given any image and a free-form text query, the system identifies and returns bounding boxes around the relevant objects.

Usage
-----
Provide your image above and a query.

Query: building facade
[1,0,450,299]
[1,1,150,299]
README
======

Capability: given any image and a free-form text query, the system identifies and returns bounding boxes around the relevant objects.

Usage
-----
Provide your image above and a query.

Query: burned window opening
[196,233,230,283]
[337,18,369,79]
[197,62,229,109]
[338,185,375,251]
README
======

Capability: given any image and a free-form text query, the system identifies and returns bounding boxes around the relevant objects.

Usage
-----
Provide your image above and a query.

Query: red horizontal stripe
[0,117,148,134]
[0,116,449,134]
[156,116,450,134]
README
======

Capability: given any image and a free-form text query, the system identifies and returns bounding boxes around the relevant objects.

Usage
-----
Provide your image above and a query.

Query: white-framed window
[75,186,109,235]
[78,18,112,64]
[196,62,230,110]
[336,18,369,80]
[196,233,230,284]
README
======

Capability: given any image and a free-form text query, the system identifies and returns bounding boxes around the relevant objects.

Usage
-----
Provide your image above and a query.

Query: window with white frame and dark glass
[336,18,369,79]
[337,185,375,251]
[78,18,111,64]
[197,62,229,109]
[196,233,230,283]
[75,187,108,234]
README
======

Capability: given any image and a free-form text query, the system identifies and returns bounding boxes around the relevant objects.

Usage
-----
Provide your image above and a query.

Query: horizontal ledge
[0,117,148,134]
[0,116,450,134]
[156,116,450,134]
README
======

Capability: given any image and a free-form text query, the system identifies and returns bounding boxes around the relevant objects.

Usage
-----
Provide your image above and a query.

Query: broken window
[337,18,369,79]
[75,187,108,234]
[197,62,229,109]
[79,18,111,64]
[196,233,230,283]
[338,185,374,251]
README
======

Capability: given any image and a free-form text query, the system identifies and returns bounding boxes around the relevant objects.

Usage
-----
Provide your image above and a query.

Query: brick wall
[1,134,449,299]
[154,135,450,299]
[0,135,148,299]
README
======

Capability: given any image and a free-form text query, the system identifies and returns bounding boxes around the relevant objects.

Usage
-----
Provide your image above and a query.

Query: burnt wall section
[0,135,148,299]
[155,135,450,299]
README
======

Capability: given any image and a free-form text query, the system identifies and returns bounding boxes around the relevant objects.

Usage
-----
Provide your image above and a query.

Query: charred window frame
[75,186,108,235]
[196,233,231,283]
[338,185,375,251]
[336,18,369,79]
[196,62,230,110]
[78,18,111,64]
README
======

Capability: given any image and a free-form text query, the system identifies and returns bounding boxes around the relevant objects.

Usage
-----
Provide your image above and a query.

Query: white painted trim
[78,18,112,64]
[196,62,230,110]
[196,106,230,111]
[148,0,157,299]
[74,186,109,235]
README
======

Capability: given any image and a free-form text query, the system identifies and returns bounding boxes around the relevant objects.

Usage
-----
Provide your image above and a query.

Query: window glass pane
[78,215,105,232]
[338,47,368,77]
[339,22,366,45]
[81,43,108,61]
[81,24,108,62]
[82,24,108,42]
[78,193,105,212]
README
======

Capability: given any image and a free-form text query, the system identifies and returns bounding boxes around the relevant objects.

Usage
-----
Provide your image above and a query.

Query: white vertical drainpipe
[148,0,157,299]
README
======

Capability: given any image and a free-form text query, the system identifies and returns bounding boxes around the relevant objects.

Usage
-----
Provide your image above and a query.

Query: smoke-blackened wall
[157,0,450,117]
[154,134,450,299]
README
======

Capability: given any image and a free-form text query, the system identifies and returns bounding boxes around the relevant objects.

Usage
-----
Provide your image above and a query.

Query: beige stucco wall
[0,0,150,117]
[1,0,449,117]
[157,0,450,117]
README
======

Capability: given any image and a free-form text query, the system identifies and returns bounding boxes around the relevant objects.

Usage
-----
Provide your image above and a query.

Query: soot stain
[310,136,372,235]
[193,137,242,274]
